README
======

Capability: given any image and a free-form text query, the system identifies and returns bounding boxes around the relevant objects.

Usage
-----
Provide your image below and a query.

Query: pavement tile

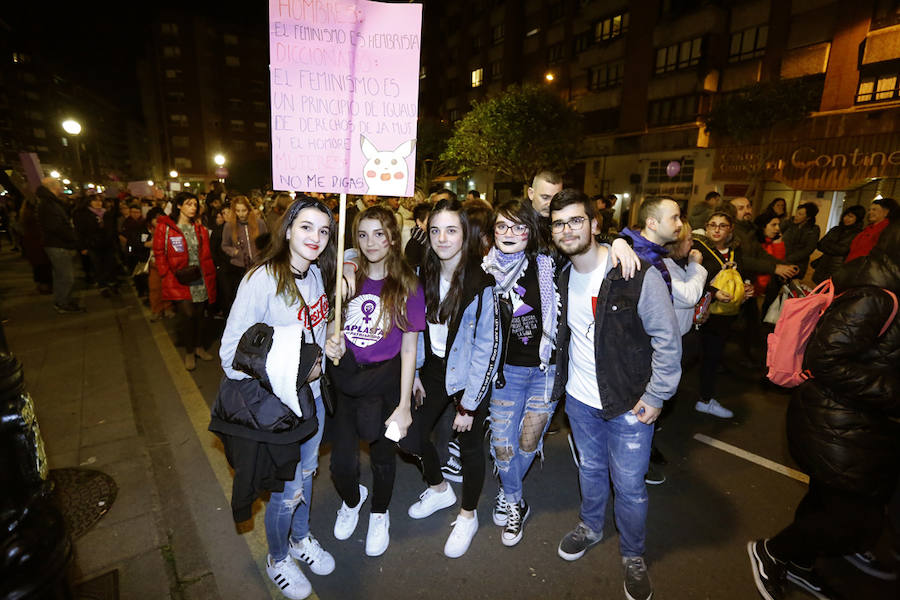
[47,451,80,469]
[181,575,219,600]
[74,513,162,577]
[92,457,159,528]
[80,417,138,448]
[78,437,146,469]
[114,548,173,600]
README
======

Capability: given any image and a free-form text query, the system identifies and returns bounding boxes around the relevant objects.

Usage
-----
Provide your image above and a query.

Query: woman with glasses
[692,211,747,419]
[481,199,559,547]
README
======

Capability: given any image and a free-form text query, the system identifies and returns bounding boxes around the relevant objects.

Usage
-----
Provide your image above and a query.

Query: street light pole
[61,119,82,188]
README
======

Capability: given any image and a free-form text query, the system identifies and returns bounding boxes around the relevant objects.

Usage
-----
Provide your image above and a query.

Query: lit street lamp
[50,170,60,178]
[169,170,178,178]
[213,154,226,166]
[61,119,83,186]
[545,72,555,82]
[147,180,154,186]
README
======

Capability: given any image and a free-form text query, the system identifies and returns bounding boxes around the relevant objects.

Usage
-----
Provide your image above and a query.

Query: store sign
[713,133,900,190]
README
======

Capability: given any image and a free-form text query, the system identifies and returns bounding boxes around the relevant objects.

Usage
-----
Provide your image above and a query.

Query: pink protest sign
[269,0,422,197]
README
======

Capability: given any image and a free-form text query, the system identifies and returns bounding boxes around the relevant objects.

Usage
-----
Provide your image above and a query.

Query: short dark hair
[705,191,721,202]
[637,197,674,229]
[706,210,734,226]
[533,170,563,186]
[494,198,542,256]
[412,202,432,223]
[467,189,481,200]
[549,188,595,221]
[798,202,819,221]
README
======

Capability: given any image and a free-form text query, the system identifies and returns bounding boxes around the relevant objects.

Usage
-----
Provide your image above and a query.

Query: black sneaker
[558,522,602,561]
[747,539,785,600]
[440,455,463,483]
[622,556,653,600]
[448,438,460,458]
[843,551,897,581]
[649,444,667,465]
[501,499,530,547]
[644,463,666,485]
[492,489,508,526]
[785,562,844,599]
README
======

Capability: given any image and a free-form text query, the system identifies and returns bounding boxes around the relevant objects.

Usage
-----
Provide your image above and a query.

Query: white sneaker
[334,484,368,540]
[444,512,479,558]
[266,555,312,599]
[695,399,734,419]
[408,484,457,519]
[365,511,390,557]
[288,534,335,576]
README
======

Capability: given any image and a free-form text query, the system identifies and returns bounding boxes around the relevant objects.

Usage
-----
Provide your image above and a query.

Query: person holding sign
[217,196,337,600]
[399,198,501,559]
[323,205,425,557]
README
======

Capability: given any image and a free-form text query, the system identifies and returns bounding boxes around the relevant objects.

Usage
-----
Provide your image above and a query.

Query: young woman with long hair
[323,205,425,557]
[221,195,268,313]
[399,198,501,559]
[216,195,337,599]
[153,192,217,370]
[481,199,559,547]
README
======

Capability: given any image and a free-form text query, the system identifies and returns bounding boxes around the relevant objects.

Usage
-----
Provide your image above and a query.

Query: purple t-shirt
[343,277,426,364]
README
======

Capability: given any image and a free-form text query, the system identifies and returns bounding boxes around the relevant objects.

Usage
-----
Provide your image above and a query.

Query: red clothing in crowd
[756,237,786,295]
[153,215,217,302]
[845,218,890,262]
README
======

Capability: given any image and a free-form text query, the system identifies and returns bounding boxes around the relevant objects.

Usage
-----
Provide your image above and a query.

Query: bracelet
[343,261,358,272]
[455,403,476,417]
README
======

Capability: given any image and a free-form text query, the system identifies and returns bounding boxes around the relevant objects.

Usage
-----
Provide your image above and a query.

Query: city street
[1,249,896,600]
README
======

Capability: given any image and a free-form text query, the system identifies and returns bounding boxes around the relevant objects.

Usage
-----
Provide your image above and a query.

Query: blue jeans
[45,247,75,306]
[265,395,325,561]
[489,364,557,503]
[565,394,653,557]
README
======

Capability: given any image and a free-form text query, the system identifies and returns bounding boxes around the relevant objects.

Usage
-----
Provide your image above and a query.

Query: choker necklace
[292,269,309,280]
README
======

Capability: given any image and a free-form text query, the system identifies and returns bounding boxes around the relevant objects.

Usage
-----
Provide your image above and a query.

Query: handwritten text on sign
[269,0,422,197]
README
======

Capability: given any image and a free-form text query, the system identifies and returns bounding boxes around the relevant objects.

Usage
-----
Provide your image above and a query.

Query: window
[233,140,247,150]
[471,68,484,88]
[164,69,182,79]
[490,61,503,81]
[169,113,189,126]
[162,46,181,58]
[472,35,482,50]
[729,25,768,63]
[548,43,565,64]
[166,91,185,104]
[225,56,240,67]
[655,37,702,74]
[648,158,695,183]
[857,73,900,103]
[224,34,239,45]
[228,98,243,111]
[173,157,192,169]
[589,61,624,90]
[594,12,629,43]
[33,128,46,139]
[573,31,593,54]
[648,95,700,125]
[161,23,179,35]
[171,136,190,148]
[525,27,540,37]
[253,100,267,112]
[230,119,245,132]
[492,24,505,44]
[27,110,43,120]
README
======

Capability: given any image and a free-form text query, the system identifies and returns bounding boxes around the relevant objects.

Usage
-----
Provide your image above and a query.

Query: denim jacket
[417,275,502,412]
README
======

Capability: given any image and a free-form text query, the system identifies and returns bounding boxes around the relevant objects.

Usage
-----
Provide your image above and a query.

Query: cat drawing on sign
[361,135,415,196]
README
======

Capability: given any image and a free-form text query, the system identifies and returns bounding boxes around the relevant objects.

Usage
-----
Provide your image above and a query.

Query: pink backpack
[766,279,898,387]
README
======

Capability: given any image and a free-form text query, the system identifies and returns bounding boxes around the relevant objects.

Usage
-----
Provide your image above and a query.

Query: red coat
[846,218,890,262]
[153,215,217,302]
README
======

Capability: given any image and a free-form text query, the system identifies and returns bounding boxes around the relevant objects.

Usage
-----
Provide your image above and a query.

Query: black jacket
[36,186,77,249]
[73,206,117,251]
[731,219,776,277]
[788,222,900,501]
[781,219,821,280]
[811,222,863,284]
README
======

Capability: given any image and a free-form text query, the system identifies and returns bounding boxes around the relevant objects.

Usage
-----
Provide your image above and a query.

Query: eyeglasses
[494,222,529,235]
[551,216,587,233]
[706,222,732,230]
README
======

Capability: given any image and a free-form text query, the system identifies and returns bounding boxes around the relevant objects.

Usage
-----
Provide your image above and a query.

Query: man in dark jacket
[36,177,82,313]
[780,202,821,280]
[550,189,681,600]
[748,221,900,599]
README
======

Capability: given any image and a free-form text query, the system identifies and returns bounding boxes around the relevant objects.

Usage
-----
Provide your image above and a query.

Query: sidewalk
[0,250,269,599]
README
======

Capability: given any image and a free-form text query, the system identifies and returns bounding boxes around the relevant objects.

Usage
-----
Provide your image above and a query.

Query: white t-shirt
[566,263,607,409]
[428,277,451,358]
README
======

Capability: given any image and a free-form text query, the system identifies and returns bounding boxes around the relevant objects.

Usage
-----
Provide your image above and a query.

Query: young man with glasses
[549,189,681,600]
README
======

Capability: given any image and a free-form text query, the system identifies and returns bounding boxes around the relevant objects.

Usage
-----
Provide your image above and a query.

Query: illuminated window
[471,68,484,88]
[594,12,629,43]
[655,37,702,75]
[857,74,900,103]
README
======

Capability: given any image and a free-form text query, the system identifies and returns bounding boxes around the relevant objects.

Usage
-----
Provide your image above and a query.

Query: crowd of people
[4,171,897,600]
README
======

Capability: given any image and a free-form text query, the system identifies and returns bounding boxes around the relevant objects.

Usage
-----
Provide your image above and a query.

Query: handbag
[696,240,744,316]
[165,226,203,285]
[693,291,714,325]
[132,259,150,277]
[320,367,336,417]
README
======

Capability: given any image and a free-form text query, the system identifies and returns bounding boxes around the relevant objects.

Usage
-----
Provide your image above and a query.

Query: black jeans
[401,358,488,512]
[768,479,886,567]
[177,300,206,350]
[698,314,735,400]
[328,353,401,514]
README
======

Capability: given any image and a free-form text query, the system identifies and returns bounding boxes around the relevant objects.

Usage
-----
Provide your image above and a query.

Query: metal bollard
[0,352,73,599]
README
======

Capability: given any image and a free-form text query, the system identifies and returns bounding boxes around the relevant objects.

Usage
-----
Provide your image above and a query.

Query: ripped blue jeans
[489,364,557,503]
[565,394,653,558]
[264,395,325,561]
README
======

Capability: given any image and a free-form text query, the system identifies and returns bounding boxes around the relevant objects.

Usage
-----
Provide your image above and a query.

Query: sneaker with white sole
[558,522,602,561]
[448,438,460,458]
[408,484,457,519]
[843,551,897,581]
[695,398,734,419]
[501,499,530,547]
[365,511,390,557]
[440,455,463,483]
[747,539,786,600]
[444,512,479,558]
[785,562,844,599]
[623,556,653,600]
[492,489,508,526]
[288,534,335,576]
[266,555,312,599]
[334,484,368,540]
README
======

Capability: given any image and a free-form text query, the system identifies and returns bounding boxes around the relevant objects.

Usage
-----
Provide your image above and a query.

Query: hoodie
[621,228,672,296]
